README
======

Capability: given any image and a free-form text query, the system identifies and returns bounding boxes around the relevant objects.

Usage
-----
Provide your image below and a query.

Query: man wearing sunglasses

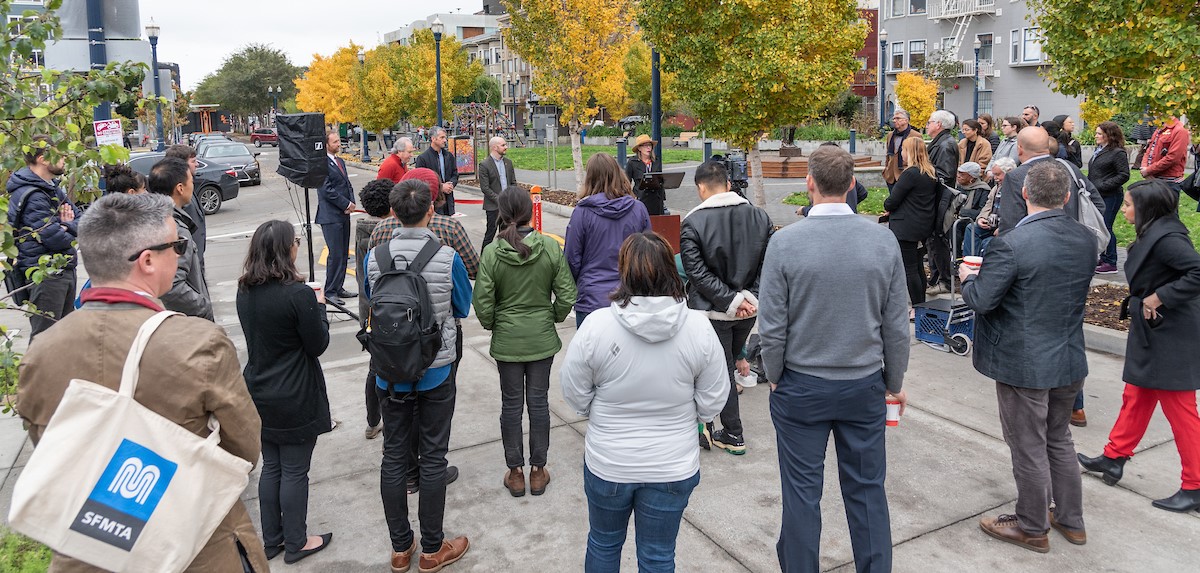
[148,157,213,321]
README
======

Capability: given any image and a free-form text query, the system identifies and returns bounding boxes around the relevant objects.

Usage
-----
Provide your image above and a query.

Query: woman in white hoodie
[561,232,730,573]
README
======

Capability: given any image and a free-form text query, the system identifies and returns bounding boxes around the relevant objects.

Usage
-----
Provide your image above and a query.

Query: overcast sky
[137,0,482,91]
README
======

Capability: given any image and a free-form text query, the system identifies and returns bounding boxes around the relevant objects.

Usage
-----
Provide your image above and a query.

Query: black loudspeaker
[276,113,329,188]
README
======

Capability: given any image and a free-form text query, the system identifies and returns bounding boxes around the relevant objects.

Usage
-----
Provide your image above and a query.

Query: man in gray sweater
[758,145,910,573]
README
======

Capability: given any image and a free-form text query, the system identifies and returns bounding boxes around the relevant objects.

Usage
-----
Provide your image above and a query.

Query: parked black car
[128,152,240,215]
[196,142,261,186]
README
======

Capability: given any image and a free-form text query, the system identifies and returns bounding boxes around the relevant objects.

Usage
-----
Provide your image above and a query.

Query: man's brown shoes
[390,539,417,572]
[418,536,470,573]
[504,467,526,497]
[979,514,1050,553]
[1049,510,1087,545]
[530,466,551,496]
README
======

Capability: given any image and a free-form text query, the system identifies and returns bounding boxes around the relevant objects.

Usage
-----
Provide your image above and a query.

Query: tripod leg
[305,187,316,282]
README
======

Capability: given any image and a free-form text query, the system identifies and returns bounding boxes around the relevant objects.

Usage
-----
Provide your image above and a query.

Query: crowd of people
[5,103,1198,573]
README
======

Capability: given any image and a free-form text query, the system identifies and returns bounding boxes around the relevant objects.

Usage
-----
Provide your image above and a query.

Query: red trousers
[1104,384,1200,490]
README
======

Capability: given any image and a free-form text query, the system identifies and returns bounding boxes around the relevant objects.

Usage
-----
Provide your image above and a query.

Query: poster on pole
[452,136,475,177]
[93,119,123,147]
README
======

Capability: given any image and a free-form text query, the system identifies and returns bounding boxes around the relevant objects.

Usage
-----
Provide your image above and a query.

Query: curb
[1083,323,1127,357]
[456,184,578,219]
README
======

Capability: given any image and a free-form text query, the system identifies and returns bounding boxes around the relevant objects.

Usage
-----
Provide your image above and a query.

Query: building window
[976,33,993,62]
[978,90,994,116]
[1010,29,1020,64]
[891,42,904,71]
[911,0,927,15]
[890,0,905,18]
[909,40,926,69]
[1022,27,1042,62]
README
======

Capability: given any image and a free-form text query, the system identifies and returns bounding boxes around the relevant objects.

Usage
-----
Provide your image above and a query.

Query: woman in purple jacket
[565,153,652,326]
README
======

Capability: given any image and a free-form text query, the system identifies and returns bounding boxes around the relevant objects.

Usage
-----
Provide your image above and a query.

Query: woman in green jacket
[473,185,577,498]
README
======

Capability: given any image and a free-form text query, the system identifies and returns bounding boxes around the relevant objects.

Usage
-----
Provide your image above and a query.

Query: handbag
[8,311,254,573]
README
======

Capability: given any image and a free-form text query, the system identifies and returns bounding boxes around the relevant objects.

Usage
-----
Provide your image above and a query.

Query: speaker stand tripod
[302,186,359,322]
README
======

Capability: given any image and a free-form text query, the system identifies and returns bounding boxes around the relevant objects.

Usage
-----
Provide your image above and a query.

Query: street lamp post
[650,46,662,165]
[972,38,982,119]
[879,28,888,128]
[432,17,445,128]
[145,19,165,152]
[357,51,371,162]
[268,86,280,117]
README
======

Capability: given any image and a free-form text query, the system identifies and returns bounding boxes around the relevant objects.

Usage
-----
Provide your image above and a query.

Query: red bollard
[530,185,543,232]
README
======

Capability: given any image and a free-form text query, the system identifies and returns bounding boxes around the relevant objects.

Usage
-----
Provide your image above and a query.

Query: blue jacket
[316,155,353,225]
[564,194,651,313]
[6,167,80,270]
[961,210,1096,389]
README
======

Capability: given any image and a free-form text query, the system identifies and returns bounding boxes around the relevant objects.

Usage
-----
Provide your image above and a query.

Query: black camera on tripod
[709,152,749,198]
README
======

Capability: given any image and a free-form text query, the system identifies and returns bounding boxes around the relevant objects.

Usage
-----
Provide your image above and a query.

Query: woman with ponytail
[472,185,577,497]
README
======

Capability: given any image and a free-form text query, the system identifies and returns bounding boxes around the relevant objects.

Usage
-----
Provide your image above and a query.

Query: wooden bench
[671,131,699,147]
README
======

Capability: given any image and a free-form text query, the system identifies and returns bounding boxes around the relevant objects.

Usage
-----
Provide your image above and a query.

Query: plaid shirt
[367,215,479,280]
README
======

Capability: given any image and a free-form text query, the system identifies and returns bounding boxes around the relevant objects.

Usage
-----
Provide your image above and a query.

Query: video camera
[709,152,749,198]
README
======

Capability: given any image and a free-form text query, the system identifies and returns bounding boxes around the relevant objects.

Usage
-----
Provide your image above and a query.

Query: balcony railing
[956,59,995,77]
[928,0,996,20]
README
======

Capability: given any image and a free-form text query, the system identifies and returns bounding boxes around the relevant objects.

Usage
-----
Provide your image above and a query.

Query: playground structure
[452,102,526,147]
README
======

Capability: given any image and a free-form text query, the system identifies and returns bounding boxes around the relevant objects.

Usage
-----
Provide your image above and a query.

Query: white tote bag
[8,311,253,573]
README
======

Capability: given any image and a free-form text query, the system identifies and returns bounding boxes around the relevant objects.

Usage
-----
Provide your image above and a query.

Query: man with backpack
[364,178,472,572]
[996,127,1105,237]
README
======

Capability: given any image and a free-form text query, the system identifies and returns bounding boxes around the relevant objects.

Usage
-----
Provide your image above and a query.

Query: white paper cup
[735,371,758,388]
[886,397,901,427]
[962,256,983,272]
[306,282,324,304]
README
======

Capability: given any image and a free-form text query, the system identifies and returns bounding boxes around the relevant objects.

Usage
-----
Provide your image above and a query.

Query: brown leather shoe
[504,467,526,497]
[530,466,551,496]
[1071,409,1088,427]
[979,514,1050,553]
[418,536,469,573]
[1048,510,1087,545]
[390,539,417,572]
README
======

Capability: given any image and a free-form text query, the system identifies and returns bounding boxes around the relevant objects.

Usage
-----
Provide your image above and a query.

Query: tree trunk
[570,119,584,193]
[750,140,767,207]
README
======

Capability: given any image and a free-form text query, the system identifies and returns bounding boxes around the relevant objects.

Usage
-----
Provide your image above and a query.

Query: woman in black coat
[1078,180,1200,513]
[883,136,941,307]
[236,220,334,563]
[625,134,665,215]
[1089,121,1131,273]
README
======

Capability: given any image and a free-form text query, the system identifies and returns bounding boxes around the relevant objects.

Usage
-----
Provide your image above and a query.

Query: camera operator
[626,134,665,216]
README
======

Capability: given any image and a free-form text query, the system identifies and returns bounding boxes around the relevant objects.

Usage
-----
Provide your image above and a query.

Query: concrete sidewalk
[1,169,1192,572]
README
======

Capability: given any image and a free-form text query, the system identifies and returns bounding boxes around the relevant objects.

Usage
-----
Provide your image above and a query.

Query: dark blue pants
[1101,193,1122,265]
[583,465,699,573]
[259,438,317,553]
[770,369,891,573]
[321,221,349,293]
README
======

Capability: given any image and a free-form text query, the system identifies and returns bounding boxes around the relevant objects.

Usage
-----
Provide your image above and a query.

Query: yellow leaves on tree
[894,72,938,130]
[352,45,405,132]
[295,43,361,124]
[396,30,481,127]
[1079,99,1118,130]
[622,36,679,117]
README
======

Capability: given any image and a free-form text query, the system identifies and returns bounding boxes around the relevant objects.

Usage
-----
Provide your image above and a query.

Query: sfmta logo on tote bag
[68,439,178,550]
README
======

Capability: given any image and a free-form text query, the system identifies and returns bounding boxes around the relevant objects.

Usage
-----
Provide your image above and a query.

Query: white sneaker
[450,212,467,219]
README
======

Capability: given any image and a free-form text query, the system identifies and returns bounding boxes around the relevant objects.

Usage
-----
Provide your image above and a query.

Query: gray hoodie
[560,296,729,483]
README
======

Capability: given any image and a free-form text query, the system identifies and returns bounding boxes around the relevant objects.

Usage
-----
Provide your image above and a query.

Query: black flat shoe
[264,544,284,560]
[1078,453,1127,486]
[284,533,333,564]
[1152,489,1200,513]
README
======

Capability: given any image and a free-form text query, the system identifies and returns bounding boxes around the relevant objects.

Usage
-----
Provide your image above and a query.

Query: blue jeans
[1101,193,1122,265]
[576,310,592,329]
[963,222,994,257]
[583,465,700,573]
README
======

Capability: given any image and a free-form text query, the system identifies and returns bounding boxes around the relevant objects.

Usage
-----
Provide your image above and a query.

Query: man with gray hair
[476,136,516,247]
[960,160,1096,553]
[17,192,269,571]
[414,126,460,217]
[883,109,922,191]
[379,137,415,183]
[924,109,959,295]
[759,145,909,573]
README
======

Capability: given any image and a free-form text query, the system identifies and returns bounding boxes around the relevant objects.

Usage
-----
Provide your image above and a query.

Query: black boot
[1152,489,1200,513]
[1077,453,1127,486]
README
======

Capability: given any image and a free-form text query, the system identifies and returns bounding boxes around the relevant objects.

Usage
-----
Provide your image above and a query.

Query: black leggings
[898,239,926,306]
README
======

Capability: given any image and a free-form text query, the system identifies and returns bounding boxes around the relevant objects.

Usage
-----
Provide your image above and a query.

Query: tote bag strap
[118,310,182,398]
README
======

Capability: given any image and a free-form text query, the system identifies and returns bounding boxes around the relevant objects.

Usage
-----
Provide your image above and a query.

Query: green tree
[192,44,302,117]
[0,0,149,399]
[394,30,481,126]
[621,36,682,118]
[1028,0,1200,120]
[504,0,634,191]
[352,44,405,132]
[639,0,868,206]
[454,74,502,108]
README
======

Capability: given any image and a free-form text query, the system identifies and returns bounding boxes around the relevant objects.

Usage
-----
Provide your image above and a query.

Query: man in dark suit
[318,131,356,303]
[476,136,516,247]
[414,127,459,217]
[996,126,1105,236]
[960,160,1098,553]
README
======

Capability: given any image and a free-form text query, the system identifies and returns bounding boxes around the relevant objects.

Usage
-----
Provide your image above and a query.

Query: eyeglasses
[127,238,187,261]
[293,237,302,246]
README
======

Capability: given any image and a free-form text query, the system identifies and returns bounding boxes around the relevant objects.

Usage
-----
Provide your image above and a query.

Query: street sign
[93,119,123,147]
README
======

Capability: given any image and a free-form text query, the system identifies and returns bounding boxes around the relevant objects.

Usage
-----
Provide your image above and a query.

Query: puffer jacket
[5,167,80,270]
[679,192,773,319]
[160,207,213,321]
[473,229,577,362]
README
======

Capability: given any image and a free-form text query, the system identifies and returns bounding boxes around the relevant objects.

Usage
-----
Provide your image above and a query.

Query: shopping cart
[913,216,975,356]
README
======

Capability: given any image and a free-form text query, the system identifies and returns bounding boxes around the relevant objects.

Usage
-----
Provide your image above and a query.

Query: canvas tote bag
[8,311,253,572]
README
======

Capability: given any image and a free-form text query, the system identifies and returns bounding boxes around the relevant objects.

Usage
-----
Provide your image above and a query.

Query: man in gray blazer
[476,136,516,248]
[960,160,1098,553]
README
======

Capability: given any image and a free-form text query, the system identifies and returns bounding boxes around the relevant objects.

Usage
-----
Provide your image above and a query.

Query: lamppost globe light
[878,28,888,128]
[146,19,165,151]
[879,28,887,43]
[357,51,365,63]
[433,16,444,126]
[431,16,444,38]
[145,19,159,40]
[973,38,982,50]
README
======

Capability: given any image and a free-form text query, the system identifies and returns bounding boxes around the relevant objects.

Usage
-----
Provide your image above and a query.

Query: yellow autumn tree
[505,0,634,191]
[295,43,361,124]
[395,30,482,126]
[622,35,680,118]
[353,44,406,132]
[894,72,938,130]
[1078,99,1118,131]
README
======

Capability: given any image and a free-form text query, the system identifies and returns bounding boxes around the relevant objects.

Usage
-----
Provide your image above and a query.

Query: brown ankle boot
[390,539,417,572]
[418,536,469,573]
[503,467,526,497]
[529,466,551,496]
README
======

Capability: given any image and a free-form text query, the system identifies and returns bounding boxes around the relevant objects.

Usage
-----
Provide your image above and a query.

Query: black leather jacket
[679,195,773,314]
[927,130,960,186]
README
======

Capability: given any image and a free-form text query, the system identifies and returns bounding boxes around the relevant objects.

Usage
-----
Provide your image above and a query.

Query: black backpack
[356,238,444,392]
[933,183,968,238]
